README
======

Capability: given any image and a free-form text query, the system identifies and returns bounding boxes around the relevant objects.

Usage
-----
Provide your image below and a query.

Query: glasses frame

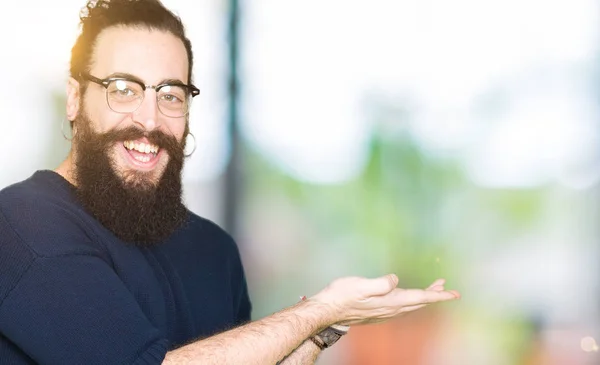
[79,72,200,118]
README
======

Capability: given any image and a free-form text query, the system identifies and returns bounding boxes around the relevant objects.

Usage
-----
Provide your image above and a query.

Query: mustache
[79,125,186,163]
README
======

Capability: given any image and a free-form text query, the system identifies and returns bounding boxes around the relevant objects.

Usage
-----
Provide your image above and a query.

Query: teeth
[133,155,151,163]
[123,140,159,155]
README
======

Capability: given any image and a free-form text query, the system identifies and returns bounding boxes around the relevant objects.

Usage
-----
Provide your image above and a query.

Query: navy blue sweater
[0,171,251,364]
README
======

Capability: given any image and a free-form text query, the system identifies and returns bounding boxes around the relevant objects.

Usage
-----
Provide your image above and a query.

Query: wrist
[300,297,341,331]
[304,293,346,328]
[298,295,350,350]
[310,323,350,350]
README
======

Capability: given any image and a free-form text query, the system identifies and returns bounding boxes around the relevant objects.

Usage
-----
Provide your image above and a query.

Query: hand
[310,275,460,326]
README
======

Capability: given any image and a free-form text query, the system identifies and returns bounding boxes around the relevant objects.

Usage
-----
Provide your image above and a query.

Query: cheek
[84,98,127,133]
[101,113,130,133]
[165,120,188,142]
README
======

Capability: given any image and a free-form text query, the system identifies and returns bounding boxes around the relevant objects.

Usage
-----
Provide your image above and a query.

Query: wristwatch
[310,324,350,350]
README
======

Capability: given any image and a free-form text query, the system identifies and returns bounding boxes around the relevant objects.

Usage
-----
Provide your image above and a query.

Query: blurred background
[1,0,599,364]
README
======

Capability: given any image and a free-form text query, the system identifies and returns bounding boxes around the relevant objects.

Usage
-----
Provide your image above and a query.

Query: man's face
[66,26,192,245]
[75,26,190,184]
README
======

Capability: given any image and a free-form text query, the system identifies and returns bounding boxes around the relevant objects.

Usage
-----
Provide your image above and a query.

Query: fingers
[429,285,445,292]
[400,303,427,313]
[448,290,461,298]
[427,278,445,289]
[388,287,459,307]
[329,276,461,326]
[399,289,461,313]
[426,279,460,297]
[359,274,399,297]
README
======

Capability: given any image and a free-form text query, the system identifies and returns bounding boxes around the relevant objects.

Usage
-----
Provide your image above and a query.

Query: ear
[66,77,81,121]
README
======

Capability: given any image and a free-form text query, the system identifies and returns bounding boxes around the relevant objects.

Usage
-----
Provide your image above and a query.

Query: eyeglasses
[79,73,200,118]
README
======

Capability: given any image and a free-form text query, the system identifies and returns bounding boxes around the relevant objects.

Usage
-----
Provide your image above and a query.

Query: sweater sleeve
[233,251,252,325]
[234,265,252,325]
[0,213,168,365]
[226,233,252,325]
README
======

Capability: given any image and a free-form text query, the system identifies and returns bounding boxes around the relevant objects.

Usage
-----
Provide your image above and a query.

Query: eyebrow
[105,72,186,86]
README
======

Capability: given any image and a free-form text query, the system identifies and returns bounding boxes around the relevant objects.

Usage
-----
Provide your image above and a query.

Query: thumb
[362,274,398,297]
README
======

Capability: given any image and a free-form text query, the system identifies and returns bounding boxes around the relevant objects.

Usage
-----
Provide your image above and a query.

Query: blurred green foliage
[244,118,548,362]
[244,104,548,290]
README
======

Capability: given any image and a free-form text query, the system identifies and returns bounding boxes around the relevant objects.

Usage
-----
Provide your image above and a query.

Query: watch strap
[309,336,326,350]
[312,324,349,349]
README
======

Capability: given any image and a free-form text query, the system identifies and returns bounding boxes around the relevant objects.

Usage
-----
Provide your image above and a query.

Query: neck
[55,152,77,187]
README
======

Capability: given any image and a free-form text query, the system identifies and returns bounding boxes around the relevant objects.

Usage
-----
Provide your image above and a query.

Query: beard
[71,112,188,247]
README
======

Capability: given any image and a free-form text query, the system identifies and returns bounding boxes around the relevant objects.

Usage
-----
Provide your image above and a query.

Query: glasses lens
[106,79,144,113]
[157,85,190,117]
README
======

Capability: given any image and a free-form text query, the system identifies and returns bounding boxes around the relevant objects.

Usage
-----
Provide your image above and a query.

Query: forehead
[90,26,189,84]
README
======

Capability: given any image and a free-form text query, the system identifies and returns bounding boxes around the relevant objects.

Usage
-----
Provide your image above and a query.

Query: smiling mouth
[123,140,160,163]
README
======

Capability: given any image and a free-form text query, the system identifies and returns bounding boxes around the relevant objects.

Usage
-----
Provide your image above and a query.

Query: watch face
[318,327,344,348]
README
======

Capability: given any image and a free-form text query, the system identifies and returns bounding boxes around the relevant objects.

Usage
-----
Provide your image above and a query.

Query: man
[0,0,460,364]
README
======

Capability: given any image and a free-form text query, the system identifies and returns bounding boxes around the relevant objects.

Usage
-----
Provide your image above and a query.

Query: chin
[115,160,169,190]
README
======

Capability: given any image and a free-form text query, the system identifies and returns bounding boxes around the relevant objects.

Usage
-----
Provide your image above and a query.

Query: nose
[132,90,160,131]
